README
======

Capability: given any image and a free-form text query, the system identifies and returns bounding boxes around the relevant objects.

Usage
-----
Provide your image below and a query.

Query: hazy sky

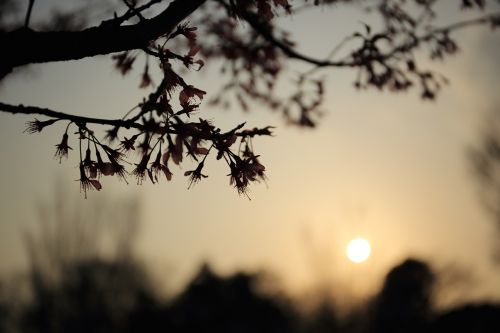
[1,0,500,308]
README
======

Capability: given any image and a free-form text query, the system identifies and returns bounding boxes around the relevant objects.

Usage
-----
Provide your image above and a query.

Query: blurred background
[1,1,500,332]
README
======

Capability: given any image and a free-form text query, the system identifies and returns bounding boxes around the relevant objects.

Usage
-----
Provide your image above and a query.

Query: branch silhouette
[0,0,498,196]
[0,0,206,78]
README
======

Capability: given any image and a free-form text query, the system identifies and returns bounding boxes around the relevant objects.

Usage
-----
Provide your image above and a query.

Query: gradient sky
[1,0,500,308]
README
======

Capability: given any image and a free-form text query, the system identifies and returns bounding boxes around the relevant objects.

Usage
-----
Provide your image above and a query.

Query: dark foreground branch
[0,0,206,78]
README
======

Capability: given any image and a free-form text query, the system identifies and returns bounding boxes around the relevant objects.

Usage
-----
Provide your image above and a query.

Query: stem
[64,121,73,134]
[24,0,35,28]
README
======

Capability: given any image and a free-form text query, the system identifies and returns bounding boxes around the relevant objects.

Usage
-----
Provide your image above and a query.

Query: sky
[1,0,500,309]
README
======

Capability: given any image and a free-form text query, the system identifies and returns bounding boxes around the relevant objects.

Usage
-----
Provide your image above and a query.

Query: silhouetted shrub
[367,259,434,333]
[167,264,295,333]
[432,304,500,333]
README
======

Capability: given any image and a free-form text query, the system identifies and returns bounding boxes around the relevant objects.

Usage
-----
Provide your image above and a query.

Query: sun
[346,238,371,263]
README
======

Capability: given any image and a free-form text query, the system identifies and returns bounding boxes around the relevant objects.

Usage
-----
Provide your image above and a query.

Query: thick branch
[0,102,142,129]
[0,0,206,78]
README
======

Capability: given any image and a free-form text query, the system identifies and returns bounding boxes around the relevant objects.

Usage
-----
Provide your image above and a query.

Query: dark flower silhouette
[24,118,59,134]
[82,146,94,173]
[177,23,197,41]
[78,164,102,198]
[54,133,72,163]
[161,62,182,96]
[132,153,151,184]
[179,85,206,107]
[95,149,115,177]
[150,150,172,183]
[228,155,266,196]
[112,52,136,75]
[185,161,208,188]
[104,126,120,143]
[139,64,153,88]
[110,159,128,183]
[119,134,139,152]
[164,135,184,165]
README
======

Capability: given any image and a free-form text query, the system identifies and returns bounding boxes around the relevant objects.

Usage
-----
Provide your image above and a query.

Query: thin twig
[24,0,35,28]
[122,0,146,22]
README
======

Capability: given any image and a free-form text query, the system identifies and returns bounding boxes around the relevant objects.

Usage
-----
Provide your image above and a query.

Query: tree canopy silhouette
[1,0,499,196]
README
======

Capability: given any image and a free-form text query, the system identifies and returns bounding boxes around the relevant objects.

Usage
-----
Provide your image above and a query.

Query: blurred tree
[431,303,500,333]
[3,245,500,332]
[0,282,16,333]
[15,186,299,332]
[1,0,499,196]
[471,111,500,263]
[367,259,434,333]
[166,264,295,333]
[303,301,340,333]
[20,188,161,333]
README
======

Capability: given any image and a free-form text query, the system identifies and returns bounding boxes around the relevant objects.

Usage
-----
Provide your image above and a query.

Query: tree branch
[239,8,349,68]
[0,102,142,129]
[240,6,500,69]
[381,12,500,60]
[0,0,206,78]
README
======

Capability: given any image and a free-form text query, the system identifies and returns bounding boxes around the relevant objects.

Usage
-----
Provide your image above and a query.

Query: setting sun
[346,238,371,263]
